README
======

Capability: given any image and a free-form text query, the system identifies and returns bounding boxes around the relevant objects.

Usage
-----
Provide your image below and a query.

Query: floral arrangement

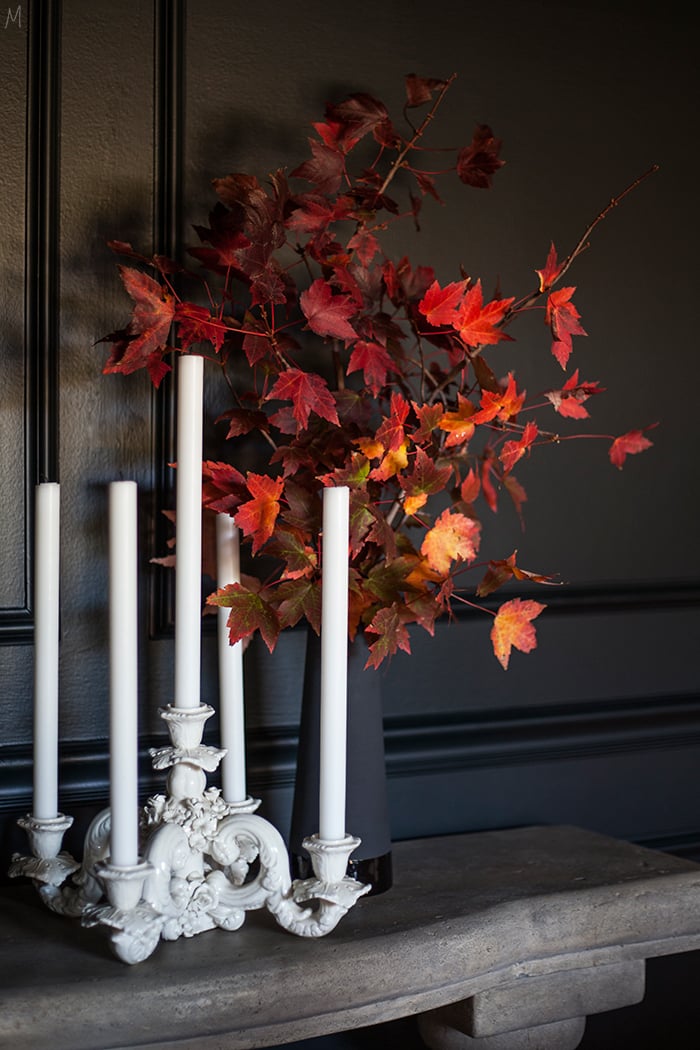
[100,73,655,670]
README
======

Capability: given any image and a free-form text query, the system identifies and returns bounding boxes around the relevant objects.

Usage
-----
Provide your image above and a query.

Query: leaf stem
[377,73,458,200]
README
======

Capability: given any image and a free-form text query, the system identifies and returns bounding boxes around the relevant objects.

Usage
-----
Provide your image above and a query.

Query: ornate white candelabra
[10,702,370,965]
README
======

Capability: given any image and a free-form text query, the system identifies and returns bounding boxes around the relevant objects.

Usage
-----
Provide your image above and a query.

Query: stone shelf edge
[1,825,699,1050]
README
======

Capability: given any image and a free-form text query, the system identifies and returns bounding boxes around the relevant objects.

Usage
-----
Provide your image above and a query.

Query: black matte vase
[289,630,393,895]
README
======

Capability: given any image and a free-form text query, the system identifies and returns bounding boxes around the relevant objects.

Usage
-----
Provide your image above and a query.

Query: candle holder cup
[10,702,370,963]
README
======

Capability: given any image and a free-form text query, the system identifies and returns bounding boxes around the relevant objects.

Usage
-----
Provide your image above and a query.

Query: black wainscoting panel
[3,682,700,879]
[0,0,61,644]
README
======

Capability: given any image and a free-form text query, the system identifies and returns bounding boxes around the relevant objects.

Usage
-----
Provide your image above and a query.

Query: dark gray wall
[1,0,699,873]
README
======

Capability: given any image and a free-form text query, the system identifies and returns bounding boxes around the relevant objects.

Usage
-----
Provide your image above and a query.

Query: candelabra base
[10,704,370,963]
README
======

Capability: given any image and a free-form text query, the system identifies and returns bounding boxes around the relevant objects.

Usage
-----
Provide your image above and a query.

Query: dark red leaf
[457,124,505,189]
[299,278,358,341]
[404,74,447,108]
[266,368,340,430]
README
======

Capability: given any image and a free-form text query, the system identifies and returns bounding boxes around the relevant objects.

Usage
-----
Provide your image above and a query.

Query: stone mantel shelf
[2,825,700,1050]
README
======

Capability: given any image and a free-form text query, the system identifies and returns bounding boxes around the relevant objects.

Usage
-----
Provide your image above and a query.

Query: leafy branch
[99,74,656,670]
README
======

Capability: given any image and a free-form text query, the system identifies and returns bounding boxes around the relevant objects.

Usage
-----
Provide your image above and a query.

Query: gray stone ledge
[1,825,699,1050]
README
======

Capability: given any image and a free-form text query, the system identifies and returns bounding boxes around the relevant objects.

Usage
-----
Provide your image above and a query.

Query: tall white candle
[318,485,350,841]
[33,482,60,821]
[174,354,204,709]
[108,481,140,868]
[216,514,247,803]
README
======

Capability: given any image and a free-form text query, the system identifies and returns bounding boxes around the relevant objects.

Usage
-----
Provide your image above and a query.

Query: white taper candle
[108,481,140,867]
[216,514,247,803]
[33,482,61,821]
[318,485,350,841]
[174,354,204,709]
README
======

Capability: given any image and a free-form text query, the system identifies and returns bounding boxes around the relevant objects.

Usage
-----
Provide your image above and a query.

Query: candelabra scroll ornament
[10,702,370,964]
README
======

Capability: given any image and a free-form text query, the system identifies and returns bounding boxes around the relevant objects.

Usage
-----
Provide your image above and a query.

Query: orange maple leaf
[355,435,385,459]
[235,473,284,553]
[491,598,546,669]
[438,393,477,448]
[369,440,409,481]
[421,509,481,575]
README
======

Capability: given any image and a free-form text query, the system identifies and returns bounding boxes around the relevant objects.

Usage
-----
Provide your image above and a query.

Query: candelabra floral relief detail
[99,73,655,671]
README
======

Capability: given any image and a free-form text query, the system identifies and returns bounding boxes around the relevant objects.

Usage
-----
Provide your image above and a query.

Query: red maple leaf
[235,474,284,554]
[457,125,505,189]
[103,266,175,375]
[491,598,546,669]
[545,286,587,369]
[609,428,654,469]
[325,93,391,146]
[535,242,564,292]
[188,204,251,273]
[545,369,605,419]
[481,450,499,513]
[454,281,514,347]
[500,420,538,474]
[504,473,527,523]
[347,339,396,395]
[286,196,338,235]
[421,509,481,575]
[291,139,345,195]
[266,368,339,431]
[218,407,269,440]
[404,74,447,108]
[175,302,226,353]
[201,460,248,513]
[311,118,347,151]
[347,229,380,266]
[241,320,276,367]
[375,391,410,451]
[477,552,558,598]
[299,278,358,341]
[418,279,469,328]
[470,372,525,425]
[460,467,480,505]
[146,353,172,389]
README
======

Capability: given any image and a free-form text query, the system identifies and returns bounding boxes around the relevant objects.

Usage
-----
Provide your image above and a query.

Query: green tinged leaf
[206,582,280,652]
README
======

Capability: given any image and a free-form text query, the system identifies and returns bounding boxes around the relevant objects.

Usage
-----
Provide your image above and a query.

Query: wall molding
[0,0,62,644]
[148,0,185,639]
[450,578,700,616]
[3,689,699,809]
